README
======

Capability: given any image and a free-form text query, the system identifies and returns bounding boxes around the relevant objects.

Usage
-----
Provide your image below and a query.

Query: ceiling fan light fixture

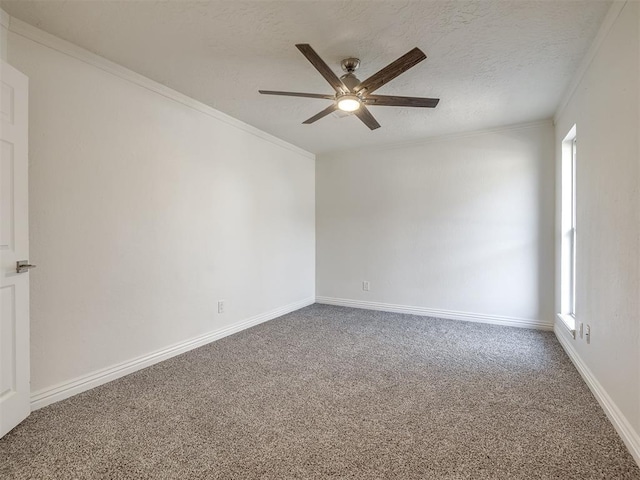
[337,95,361,112]
[259,44,438,130]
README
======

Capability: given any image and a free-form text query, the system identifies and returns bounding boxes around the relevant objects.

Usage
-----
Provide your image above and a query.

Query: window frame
[569,137,577,317]
[558,126,577,335]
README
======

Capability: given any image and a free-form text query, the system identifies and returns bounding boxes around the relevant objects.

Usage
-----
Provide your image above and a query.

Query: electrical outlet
[218,300,225,314]
[585,324,591,344]
[579,322,584,338]
[362,281,370,292]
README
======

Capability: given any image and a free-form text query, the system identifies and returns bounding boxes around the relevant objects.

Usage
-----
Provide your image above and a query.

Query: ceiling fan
[259,44,439,130]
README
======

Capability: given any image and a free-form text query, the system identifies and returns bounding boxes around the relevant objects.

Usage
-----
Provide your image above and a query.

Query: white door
[0,60,30,438]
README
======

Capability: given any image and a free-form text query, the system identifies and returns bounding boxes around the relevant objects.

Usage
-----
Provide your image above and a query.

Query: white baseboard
[315,296,553,330]
[30,296,315,411]
[554,325,640,466]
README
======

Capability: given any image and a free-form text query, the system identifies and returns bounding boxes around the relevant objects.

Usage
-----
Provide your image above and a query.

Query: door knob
[16,261,36,273]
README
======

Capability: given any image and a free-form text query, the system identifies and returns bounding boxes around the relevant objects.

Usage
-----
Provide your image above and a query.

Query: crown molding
[0,8,9,30]
[320,118,554,157]
[6,16,315,160]
[554,1,628,122]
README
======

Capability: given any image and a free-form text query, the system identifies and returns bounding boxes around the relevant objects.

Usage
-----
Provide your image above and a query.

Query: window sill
[557,313,576,338]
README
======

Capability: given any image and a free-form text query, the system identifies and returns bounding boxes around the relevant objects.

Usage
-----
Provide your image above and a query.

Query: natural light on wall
[559,125,577,334]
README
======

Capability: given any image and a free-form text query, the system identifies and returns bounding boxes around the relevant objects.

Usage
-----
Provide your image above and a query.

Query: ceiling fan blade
[259,90,335,100]
[302,104,338,124]
[355,48,426,95]
[365,94,439,108]
[296,44,348,94]
[354,105,381,130]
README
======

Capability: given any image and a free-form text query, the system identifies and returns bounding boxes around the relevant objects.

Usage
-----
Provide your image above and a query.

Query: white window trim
[557,313,576,338]
[559,125,577,336]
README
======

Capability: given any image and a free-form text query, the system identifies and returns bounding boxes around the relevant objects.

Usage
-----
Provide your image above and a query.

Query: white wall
[316,121,555,328]
[7,26,315,398]
[553,1,640,461]
[0,9,8,61]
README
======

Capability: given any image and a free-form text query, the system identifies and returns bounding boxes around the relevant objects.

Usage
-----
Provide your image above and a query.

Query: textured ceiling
[2,0,611,154]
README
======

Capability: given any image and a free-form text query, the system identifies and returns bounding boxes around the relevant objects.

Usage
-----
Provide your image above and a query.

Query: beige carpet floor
[1,304,639,479]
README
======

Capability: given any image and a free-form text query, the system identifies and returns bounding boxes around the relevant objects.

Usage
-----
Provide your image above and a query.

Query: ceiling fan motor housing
[258,44,438,130]
[340,57,360,73]
[340,72,361,92]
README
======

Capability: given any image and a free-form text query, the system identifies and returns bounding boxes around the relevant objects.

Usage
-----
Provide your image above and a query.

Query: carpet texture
[1,304,638,479]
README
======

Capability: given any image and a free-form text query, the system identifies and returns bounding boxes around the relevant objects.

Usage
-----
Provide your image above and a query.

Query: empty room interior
[0,0,639,478]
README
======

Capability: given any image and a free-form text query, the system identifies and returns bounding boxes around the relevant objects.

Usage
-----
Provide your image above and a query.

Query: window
[559,126,577,333]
